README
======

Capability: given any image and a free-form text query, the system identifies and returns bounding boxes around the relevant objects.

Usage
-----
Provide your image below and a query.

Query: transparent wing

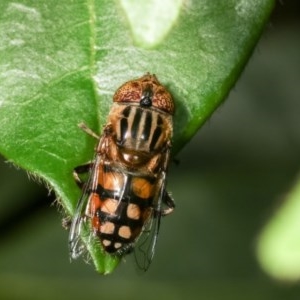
[133,210,161,271]
[68,155,101,259]
[68,193,91,259]
[133,173,167,271]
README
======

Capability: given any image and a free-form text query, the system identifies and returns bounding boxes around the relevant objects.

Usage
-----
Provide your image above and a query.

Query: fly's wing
[133,172,166,271]
[69,153,101,259]
[68,194,91,259]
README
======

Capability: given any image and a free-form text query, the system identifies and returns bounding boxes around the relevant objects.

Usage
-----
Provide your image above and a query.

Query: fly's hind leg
[73,162,94,189]
[62,162,94,231]
[161,190,175,216]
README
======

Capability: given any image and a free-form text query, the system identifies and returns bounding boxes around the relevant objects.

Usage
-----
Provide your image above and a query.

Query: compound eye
[152,87,174,115]
[113,74,175,115]
[113,81,142,104]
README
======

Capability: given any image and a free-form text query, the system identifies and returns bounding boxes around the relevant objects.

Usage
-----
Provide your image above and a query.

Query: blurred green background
[1,2,300,299]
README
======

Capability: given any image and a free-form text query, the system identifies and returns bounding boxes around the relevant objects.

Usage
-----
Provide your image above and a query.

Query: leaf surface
[0,0,275,273]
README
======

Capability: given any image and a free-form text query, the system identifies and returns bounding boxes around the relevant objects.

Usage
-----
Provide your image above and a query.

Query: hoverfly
[69,73,175,270]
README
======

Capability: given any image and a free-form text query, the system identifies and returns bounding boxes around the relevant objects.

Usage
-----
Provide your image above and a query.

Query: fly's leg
[78,122,100,140]
[73,122,99,188]
[73,162,94,189]
[152,190,175,218]
[161,190,175,216]
[63,162,94,231]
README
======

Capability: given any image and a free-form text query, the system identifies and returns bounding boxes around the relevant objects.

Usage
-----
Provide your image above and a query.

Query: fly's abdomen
[89,164,156,254]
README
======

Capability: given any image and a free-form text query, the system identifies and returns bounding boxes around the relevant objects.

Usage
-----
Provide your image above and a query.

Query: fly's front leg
[74,122,100,189]
[73,123,112,190]
[73,162,94,189]
[78,122,100,140]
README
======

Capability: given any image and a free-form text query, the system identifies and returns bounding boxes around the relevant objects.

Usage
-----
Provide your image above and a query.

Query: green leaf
[0,0,274,273]
[257,175,300,281]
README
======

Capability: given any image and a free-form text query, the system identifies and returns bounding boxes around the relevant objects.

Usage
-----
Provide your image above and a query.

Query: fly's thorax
[108,103,172,166]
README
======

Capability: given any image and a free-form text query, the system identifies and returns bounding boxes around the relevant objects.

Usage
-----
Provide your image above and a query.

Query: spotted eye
[151,84,174,115]
[113,80,142,104]
[113,74,174,115]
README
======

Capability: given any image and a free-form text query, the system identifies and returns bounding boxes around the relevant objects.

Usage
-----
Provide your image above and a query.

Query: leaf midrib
[87,0,100,127]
